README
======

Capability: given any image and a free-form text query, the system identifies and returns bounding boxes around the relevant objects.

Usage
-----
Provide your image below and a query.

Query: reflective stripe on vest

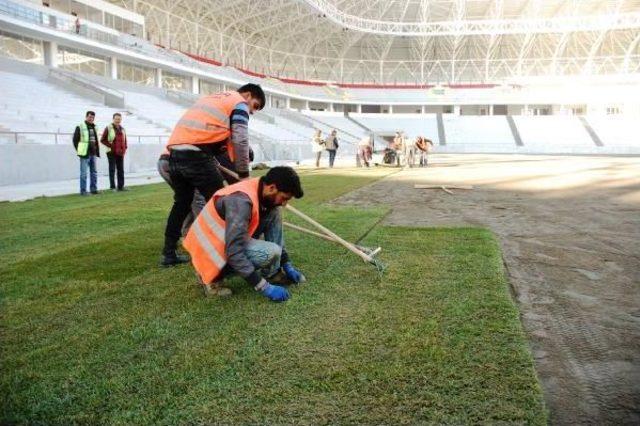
[77,122,90,156]
[183,178,261,284]
[167,91,247,161]
[106,124,126,154]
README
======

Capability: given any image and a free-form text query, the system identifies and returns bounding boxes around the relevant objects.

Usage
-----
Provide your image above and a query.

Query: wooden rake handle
[216,164,375,264]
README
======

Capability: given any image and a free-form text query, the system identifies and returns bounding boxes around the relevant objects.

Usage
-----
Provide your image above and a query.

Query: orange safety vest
[167,91,246,161]
[184,178,261,284]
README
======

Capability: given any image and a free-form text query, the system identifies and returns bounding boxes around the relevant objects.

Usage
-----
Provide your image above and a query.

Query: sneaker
[91,191,100,195]
[160,253,190,267]
[80,192,89,196]
[117,187,129,191]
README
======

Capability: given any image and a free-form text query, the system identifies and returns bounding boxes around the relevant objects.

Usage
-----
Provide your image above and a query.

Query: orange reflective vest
[167,91,246,161]
[184,178,261,284]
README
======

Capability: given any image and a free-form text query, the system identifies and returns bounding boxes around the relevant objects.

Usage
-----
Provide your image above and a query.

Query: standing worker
[357,135,372,167]
[392,131,404,167]
[100,113,128,191]
[325,129,339,168]
[160,84,266,267]
[311,129,325,167]
[73,110,100,196]
[185,166,306,301]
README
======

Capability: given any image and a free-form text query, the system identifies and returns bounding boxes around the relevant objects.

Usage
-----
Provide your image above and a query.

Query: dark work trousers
[107,152,125,189]
[163,150,225,255]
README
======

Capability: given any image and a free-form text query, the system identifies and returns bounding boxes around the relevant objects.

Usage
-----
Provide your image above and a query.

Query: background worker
[73,110,100,196]
[160,83,266,267]
[184,166,306,302]
[100,113,128,191]
[404,132,415,168]
[357,135,372,167]
[311,129,325,167]
[325,129,339,167]
[416,136,433,167]
[392,131,404,167]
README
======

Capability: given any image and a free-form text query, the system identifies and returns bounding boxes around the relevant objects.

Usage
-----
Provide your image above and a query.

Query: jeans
[327,149,337,167]
[157,157,206,236]
[107,152,125,189]
[79,155,97,194]
[163,151,225,255]
[246,207,285,278]
[219,207,284,281]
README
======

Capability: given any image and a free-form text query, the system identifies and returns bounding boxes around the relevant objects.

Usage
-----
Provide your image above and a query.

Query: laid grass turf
[0,168,546,424]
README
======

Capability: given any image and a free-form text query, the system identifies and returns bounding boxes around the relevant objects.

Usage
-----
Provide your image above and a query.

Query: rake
[215,163,385,271]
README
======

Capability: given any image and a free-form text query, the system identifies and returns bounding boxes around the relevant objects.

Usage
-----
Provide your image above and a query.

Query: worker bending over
[161,84,265,266]
[184,166,306,302]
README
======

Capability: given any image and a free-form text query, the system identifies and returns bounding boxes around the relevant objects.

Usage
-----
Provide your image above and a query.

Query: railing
[0,131,169,145]
[0,0,118,45]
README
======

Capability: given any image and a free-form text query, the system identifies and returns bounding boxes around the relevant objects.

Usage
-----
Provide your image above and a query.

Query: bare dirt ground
[332,154,640,425]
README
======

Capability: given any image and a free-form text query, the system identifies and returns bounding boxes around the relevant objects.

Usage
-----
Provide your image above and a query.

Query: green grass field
[0,169,546,424]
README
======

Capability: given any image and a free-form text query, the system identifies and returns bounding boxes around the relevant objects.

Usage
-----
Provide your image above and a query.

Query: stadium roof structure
[110,0,640,84]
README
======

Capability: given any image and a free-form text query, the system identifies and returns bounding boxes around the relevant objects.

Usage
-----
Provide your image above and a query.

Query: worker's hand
[260,281,290,302]
[283,262,306,284]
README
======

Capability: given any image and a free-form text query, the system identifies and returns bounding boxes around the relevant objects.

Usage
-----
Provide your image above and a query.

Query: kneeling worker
[184,166,306,302]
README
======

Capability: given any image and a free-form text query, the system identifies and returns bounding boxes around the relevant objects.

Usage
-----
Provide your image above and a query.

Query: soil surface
[333,154,640,425]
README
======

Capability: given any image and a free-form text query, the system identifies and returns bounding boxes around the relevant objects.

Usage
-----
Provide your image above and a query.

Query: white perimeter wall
[1,144,164,186]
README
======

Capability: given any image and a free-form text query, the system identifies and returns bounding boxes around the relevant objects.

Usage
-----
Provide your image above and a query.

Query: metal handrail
[0,131,169,144]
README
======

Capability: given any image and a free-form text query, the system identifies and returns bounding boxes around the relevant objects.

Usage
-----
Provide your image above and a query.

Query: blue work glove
[259,281,290,302]
[283,262,306,284]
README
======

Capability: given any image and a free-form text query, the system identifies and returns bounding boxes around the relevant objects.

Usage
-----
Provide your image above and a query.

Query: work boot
[202,281,232,298]
[160,252,190,267]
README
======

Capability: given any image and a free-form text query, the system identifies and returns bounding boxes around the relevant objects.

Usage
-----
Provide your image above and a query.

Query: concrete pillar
[155,68,163,89]
[523,104,529,116]
[43,41,58,68]
[329,103,335,112]
[192,76,200,95]
[286,97,291,109]
[357,104,362,113]
[388,105,393,114]
[421,105,426,114]
[304,100,310,110]
[489,105,494,116]
[454,105,461,115]
[110,56,118,80]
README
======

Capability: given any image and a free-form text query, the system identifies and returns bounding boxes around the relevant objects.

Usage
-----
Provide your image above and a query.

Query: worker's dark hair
[113,112,121,119]
[85,111,95,117]
[238,83,265,110]
[263,166,303,199]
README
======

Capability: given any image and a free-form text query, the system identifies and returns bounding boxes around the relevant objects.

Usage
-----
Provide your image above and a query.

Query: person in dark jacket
[73,111,100,195]
[100,113,128,191]
[325,129,339,167]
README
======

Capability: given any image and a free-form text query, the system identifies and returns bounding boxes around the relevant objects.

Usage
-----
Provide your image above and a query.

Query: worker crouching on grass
[184,166,306,302]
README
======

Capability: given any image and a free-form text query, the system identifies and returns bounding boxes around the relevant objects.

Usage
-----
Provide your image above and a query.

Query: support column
[489,105,494,116]
[286,97,291,109]
[155,68,163,89]
[523,104,529,116]
[388,105,393,114]
[43,41,58,68]
[454,105,461,115]
[110,56,118,79]
[357,104,362,113]
[421,105,426,114]
[192,76,200,95]
[329,103,334,112]
[304,100,310,110]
